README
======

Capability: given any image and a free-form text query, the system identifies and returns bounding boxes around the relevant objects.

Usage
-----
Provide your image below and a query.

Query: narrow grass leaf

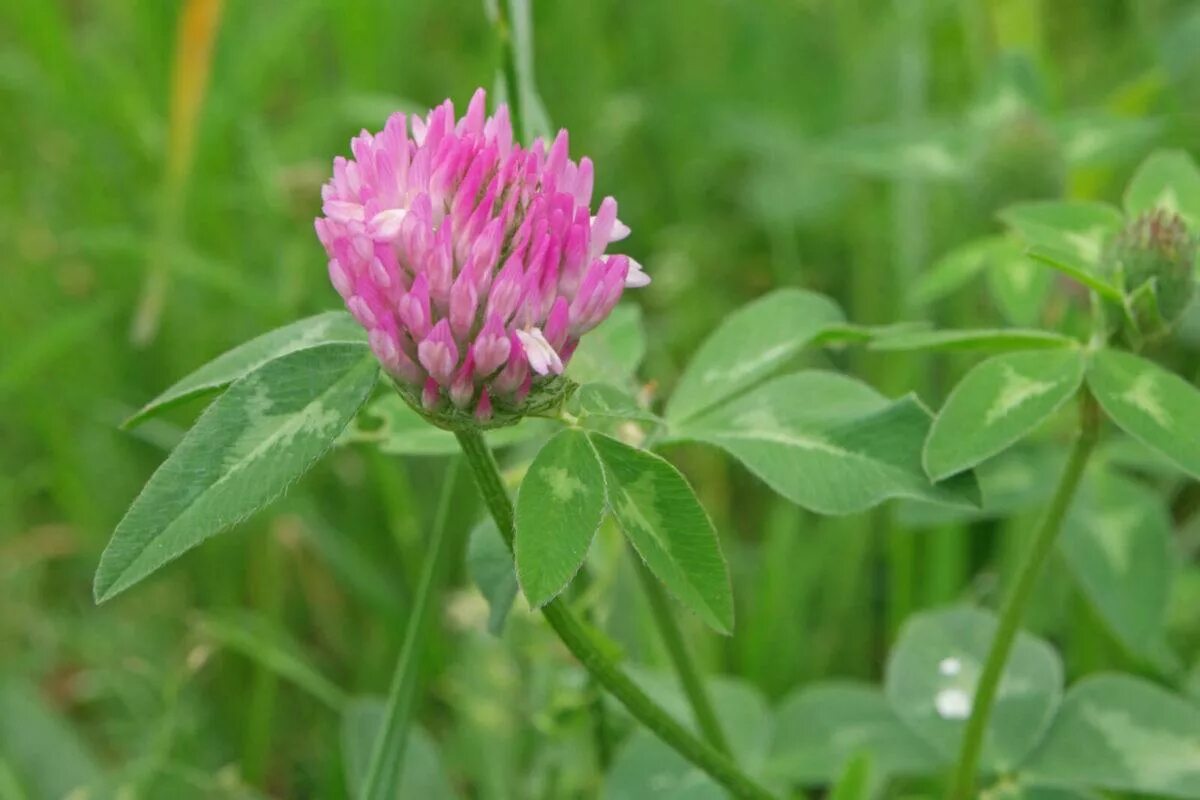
[196,610,348,711]
[589,432,734,634]
[515,429,607,607]
[1024,675,1200,797]
[666,289,844,423]
[828,753,874,800]
[341,698,457,799]
[1086,348,1200,479]
[885,607,1063,772]
[125,311,366,428]
[671,371,981,515]
[95,343,378,602]
[924,349,1085,481]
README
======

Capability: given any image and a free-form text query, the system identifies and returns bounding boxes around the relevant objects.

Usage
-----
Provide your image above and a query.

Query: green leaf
[1024,674,1200,797]
[0,678,104,800]
[827,753,874,800]
[869,328,1076,353]
[573,383,662,423]
[467,519,519,635]
[985,784,1104,800]
[1060,472,1176,662]
[906,237,1012,308]
[196,610,348,711]
[124,311,366,429]
[666,289,844,423]
[812,321,931,347]
[341,698,457,799]
[767,682,943,784]
[1056,112,1163,168]
[1087,348,1200,479]
[515,429,607,607]
[897,446,1063,527]
[94,343,379,602]
[1025,244,1123,301]
[885,606,1063,772]
[1001,201,1125,267]
[566,304,646,388]
[347,395,553,456]
[589,433,734,634]
[1124,149,1200,225]
[923,349,1086,481]
[987,251,1053,327]
[670,371,981,515]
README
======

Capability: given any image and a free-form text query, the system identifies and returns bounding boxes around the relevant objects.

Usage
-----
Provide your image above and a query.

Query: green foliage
[665,289,844,424]
[9,2,1200,798]
[869,328,1076,353]
[515,429,607,607]
[767,683,942,783]
[1124,150,1200,225]
[1059,472,1176,662]
[94,343,379,601]
[885,607,1062,771]
[341,698,458,799]
[1086,348,1200,478]
[671,371,980,514]
[124,311,366,428]
[1024,675,1200,796]
[466,519,519,635]
[923,349,1086,481]
[591,433,734,635]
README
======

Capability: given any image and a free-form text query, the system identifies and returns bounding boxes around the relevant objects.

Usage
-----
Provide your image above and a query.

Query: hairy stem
[633,557,731,756]
[947,390,1100,799]
[454,430,775,800]
[361,460,461,800]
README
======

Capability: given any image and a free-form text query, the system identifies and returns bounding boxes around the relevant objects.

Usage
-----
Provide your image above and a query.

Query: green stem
[947,390,1100,799]
[572,567,614,771]
[360,460,461,800]
[453,430,776,800]
[495,0,524,142]
[632,557,732,756]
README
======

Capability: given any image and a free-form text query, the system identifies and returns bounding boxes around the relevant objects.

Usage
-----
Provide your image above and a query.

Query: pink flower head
[316,88,646,423]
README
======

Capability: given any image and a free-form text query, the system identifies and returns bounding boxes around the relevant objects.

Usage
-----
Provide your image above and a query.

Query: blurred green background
[3,1,1200,797]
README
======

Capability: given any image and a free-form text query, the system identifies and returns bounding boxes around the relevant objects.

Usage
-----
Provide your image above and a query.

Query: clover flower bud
[1108,208,1198,341]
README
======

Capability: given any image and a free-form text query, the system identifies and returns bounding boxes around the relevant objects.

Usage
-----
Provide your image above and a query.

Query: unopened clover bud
[315,89,648,430]
[1110,208,1198,336]
[972,109,1066,214]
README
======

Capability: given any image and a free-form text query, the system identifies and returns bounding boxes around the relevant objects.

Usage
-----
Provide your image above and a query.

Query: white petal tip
[368,208,408,239]
[516,328,564,375]
[625,260,651,288]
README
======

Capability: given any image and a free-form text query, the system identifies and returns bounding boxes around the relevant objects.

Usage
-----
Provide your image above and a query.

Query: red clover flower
[315,89,648,426]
